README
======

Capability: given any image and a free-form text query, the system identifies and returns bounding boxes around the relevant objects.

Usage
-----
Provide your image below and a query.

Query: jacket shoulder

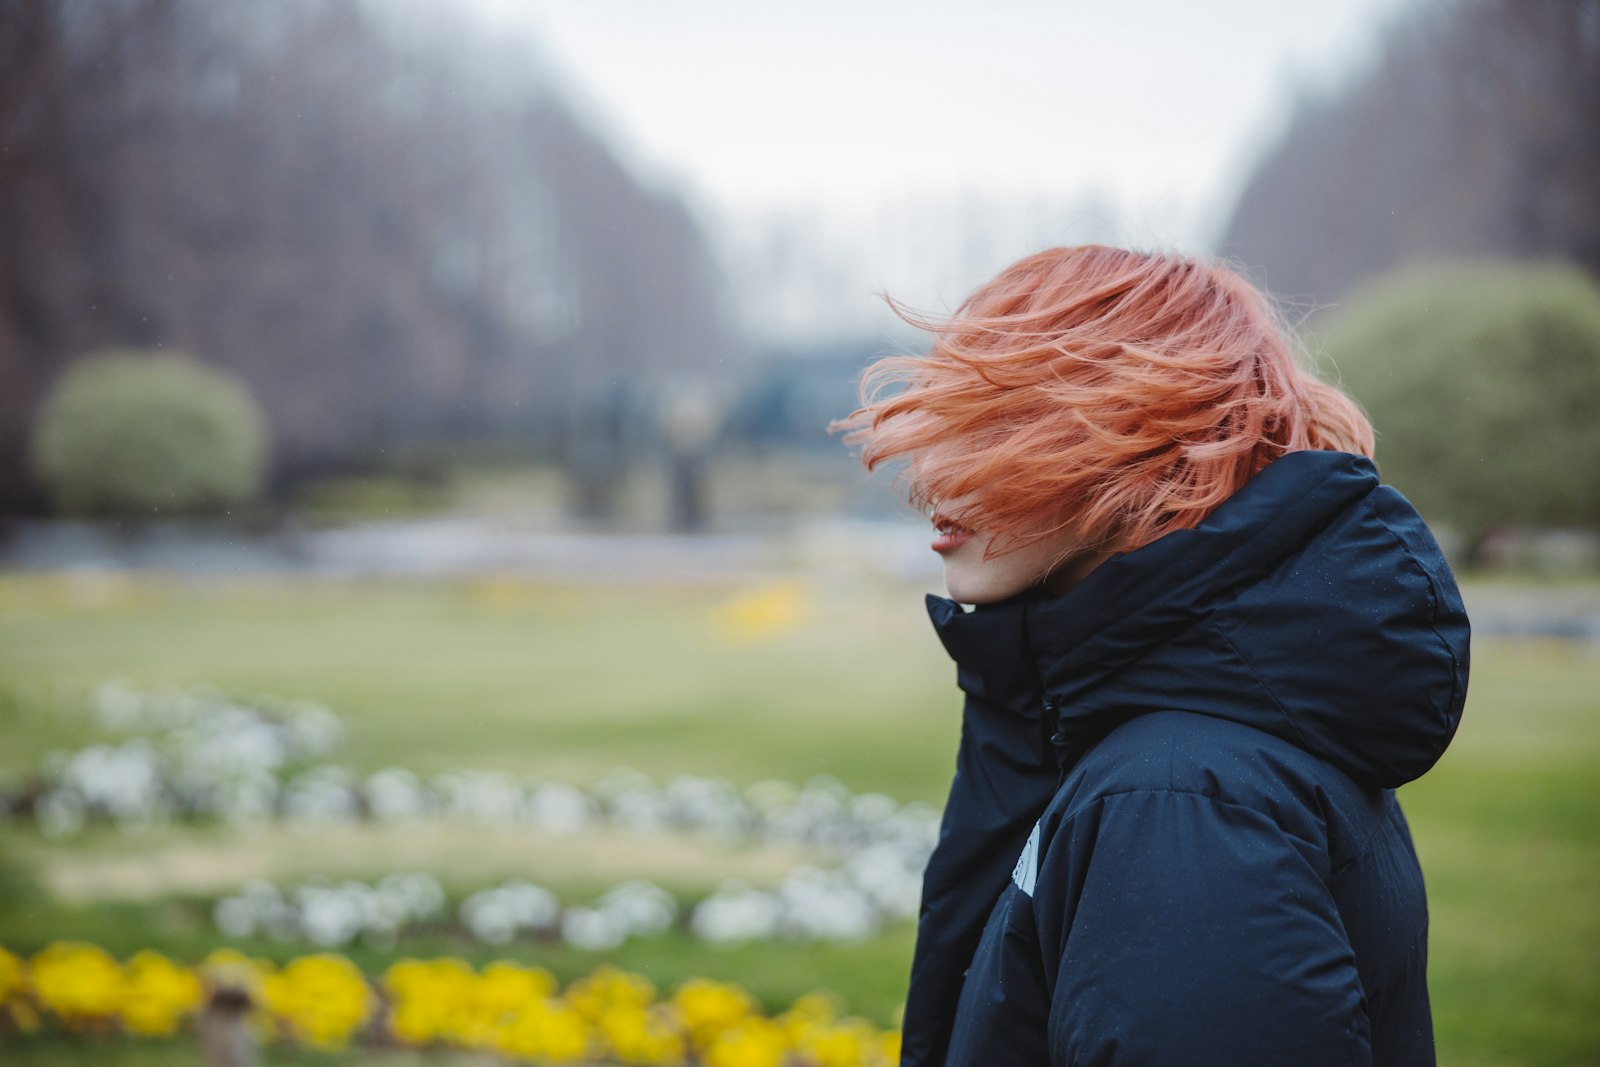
[1053,710,1380,856]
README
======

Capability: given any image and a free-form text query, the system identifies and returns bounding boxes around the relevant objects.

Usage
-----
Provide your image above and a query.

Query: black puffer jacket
[900,450,1470,1067]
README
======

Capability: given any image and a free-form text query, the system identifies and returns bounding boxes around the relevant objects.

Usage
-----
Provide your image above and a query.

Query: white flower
[844,843,923,920]
[281,766,360,824]
[366,768,430,821]
[690,881,783,944]
[596,880,676,936]
[523,782,598,833]
[667,775,750,841]
[848,791,899,825]
[296,884,366,947]
[378,872,446,920]
[561,906,625,951]
[284,700,344,758]
[436,770,523,823]
[499,881,559,930]
[609,787,672,835]
[62,741,165,818]
[214,896,257,939]
[776,867,879,942]
[210,772,279,824]
[461,891,519,944]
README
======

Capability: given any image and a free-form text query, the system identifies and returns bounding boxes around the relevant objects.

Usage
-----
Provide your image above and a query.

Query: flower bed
[0,941,901,1066]
[7,683,939,948]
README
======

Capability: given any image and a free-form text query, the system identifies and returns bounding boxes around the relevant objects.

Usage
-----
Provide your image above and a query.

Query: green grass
[1398,639,1600,1067]
[0,573,957,796]
[0,571,946,1039]
[2,574,1598,1064]
[0,1033,511,1066]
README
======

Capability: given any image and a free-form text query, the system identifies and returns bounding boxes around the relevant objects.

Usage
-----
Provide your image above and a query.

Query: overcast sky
[473,0,1419,250]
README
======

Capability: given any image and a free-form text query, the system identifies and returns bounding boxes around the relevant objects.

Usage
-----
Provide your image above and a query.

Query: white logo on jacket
[1012,819,1040,897]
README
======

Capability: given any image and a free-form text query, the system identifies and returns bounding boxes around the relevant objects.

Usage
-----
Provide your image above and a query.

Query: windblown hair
[834,245,1374,557]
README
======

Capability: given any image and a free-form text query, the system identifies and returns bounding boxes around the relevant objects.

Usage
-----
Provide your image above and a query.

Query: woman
[835,245,1469,1066]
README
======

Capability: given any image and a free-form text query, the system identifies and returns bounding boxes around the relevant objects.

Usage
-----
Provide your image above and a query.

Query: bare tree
[1218,0,1600,305]
[0,0,740,513]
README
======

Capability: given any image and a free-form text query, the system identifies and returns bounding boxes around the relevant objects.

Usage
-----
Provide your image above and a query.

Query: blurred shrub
[31,351,269,518]
[1319,260,1600,557]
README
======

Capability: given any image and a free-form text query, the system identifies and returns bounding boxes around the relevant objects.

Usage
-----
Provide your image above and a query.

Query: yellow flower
[455,959,558,1049]
[1,945,40,1034]
[29,941,124,1025]
[777,989,843,1045]
[259,953,374,1050]
[670,977,758,1047]
[703,1017,789,1067]
[598,1002,688,1066]
[119,950,203,1036]
[0,945,24,1004]
[787,990,841,1022]
[714,582,810,641]
[796,1016,881,1067]
[479,960,558,1014]
[4,940,895,1067]
[381,956,477,1046]
[565,964,656,1020]
[499,996,594,1063]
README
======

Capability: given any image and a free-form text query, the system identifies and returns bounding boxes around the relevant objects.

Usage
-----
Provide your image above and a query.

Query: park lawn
[1401,637,1600,1067]
[1,573,1598,1065]
[0,1034,533,1066]
[0,571,960,798]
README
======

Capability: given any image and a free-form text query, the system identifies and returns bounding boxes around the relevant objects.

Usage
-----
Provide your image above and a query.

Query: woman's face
[929,494,1111,605]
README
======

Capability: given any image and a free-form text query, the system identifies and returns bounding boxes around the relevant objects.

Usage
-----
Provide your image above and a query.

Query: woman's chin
[943,570,1025,607]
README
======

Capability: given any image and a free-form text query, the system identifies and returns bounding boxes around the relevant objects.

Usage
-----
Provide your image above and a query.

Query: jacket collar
[925,587,1049,717]
[929,450,1470,785]
[1024,450,1378,708]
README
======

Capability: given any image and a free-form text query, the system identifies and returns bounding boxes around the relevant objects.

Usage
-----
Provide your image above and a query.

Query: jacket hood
[928,450,1470,789]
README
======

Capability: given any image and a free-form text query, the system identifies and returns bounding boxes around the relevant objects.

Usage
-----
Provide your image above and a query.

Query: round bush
[31,351,270,517]
[1318,260,1600,548]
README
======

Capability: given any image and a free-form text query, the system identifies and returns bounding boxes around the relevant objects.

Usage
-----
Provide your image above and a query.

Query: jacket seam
[1369,497,1468,719]
[1328,790,1397,880]
[1058,784,1328,856]
[1211,627,1319,757]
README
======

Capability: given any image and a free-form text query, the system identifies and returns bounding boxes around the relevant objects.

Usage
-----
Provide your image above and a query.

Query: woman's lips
[931,516,974,554]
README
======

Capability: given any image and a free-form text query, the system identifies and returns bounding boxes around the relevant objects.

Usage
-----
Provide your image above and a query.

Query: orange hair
[833,245,1374,557]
